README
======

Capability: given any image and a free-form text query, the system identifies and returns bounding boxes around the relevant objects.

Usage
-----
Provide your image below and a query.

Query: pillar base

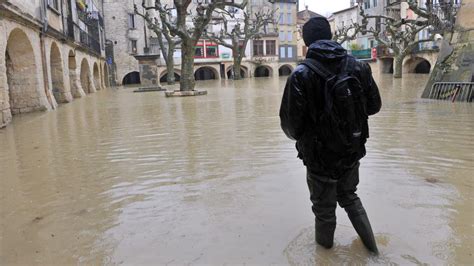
[165,90,208,97]
[133,86,166,93]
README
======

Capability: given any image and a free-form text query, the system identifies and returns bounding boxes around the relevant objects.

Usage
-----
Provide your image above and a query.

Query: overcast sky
[299,0,351,17]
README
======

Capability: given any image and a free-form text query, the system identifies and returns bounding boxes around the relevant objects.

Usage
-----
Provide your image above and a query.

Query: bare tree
[333,21,362,45]
[334,0,459,78]
[138,0,248,91]
[204,7,275,80]
[135,5,181,85]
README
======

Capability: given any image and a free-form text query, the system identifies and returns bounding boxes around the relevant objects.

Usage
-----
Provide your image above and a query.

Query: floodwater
[0,74,472,265]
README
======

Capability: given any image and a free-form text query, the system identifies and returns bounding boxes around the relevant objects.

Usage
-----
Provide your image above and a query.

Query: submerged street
[0,74,472,265]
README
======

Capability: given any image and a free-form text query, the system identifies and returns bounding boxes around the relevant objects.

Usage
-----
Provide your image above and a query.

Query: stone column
[134,54,164,91]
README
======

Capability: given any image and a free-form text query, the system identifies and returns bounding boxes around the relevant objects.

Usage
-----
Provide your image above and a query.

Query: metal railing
[66,18,101,55]
[429,82,473,102]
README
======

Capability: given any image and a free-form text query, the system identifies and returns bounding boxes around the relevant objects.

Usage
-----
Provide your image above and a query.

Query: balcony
[66,17,101,55]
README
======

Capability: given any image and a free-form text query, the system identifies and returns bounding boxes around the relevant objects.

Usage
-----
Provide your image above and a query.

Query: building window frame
[130,40,138,54]
[47,0,60,14]
[280,46,286,58]
[265,40,276,56]
[287,12,293,25]
[287,46,293,58]
[128,13,136,29]
[253,40,264,56]
[205,42,219,58]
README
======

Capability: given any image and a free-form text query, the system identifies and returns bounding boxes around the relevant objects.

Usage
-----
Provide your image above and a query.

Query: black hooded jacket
[279,40,382,171]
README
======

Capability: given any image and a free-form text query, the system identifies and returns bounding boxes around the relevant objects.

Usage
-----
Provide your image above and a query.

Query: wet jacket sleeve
[362,63,382,116]
[279,69,308,141]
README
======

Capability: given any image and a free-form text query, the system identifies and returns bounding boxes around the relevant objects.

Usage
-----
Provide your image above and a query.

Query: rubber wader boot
[315,219,336,249]
[345,202,379,254]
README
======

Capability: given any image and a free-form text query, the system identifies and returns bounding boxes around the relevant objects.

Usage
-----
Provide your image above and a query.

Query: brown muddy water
[0,74,473,265]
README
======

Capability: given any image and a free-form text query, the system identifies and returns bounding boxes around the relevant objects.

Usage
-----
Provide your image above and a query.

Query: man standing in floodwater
[279,16,382,253]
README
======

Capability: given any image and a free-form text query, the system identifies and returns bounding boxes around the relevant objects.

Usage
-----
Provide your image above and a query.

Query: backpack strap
[300,58,336,81]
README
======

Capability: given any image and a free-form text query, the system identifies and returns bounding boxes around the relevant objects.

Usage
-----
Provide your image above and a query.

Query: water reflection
[0,74,472,264]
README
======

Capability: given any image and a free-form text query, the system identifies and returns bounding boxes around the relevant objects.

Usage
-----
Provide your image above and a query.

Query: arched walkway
[103,64,110,87]
[414,60,431,74]
[122,71,141,85]
[278,65,293,76]
[226,65,248,79]
[93,63,100,90]
[50,42,66,103]
[160,72,181,83]
[195,67,218,81]
[254,65,272,77]
[5,29,42,114]
[80,59,92,93]
[404,57,431,74]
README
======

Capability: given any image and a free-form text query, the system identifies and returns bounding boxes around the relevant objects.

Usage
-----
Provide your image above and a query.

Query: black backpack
[300,57,369,169]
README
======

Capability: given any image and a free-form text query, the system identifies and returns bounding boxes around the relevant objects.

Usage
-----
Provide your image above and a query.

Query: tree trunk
[393,54,404,79]
[180,42,196,91]
[166,44,175,85]
[232,48,243,80]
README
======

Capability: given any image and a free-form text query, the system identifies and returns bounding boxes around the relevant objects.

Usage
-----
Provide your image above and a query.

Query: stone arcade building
[0,0,109,128]
[105,0,299,86]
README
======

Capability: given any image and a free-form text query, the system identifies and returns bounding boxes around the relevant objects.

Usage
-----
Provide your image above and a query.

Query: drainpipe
[40,0,56,109]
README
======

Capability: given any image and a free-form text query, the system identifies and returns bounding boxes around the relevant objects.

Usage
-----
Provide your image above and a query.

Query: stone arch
[160,71,181,83]
[122,71,141,85]
[226,65,248,79]
[254,65,273,77]
[93,62,101,90]
[80,58,92,93]
[414,60,431,74]
[50,42,67,103]
[5,28,44,115]
[195,66,218,80]
[404,56,432,74]
[278,64,293,76]
[103,63,110,87]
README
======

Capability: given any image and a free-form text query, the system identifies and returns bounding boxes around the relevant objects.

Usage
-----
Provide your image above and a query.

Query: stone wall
[0,16,107,128]
[421,1,474,98]
[103,0,146,85]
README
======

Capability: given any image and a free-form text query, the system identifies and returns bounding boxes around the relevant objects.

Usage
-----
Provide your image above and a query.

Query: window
[287,13,292,24]
[279,13,284,24]
[279,31,285,42]
[373,0,377,7]
[364,0,370,9]
[280,46,286,58]
[266,40,276,55]
[253,40,264,56]
[131,40,137,54]
[287,47,293,58]
[48,0,59,10]
[128,14,136,29]
[287,31,293,42]
[206,45,218,57]
[195,46,204,57]
[375,17,381,32]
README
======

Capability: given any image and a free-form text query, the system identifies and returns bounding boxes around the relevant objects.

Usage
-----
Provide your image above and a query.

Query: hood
[306,40,347,62]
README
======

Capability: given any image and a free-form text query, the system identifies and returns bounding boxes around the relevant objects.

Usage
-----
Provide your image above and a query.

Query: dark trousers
[306,162,361,228]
